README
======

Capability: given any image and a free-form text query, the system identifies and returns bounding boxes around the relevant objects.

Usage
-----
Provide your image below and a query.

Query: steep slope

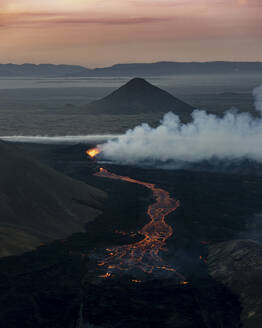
[85,78,194,120]
[208,239,262,328]
[0,141,106,256]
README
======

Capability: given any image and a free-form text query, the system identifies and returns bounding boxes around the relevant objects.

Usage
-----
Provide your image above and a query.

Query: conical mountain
[85,78,194,120]
[0,141,106,256]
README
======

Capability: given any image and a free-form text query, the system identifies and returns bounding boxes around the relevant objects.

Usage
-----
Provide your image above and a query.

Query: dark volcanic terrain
[0,142,261,327]
[208,239,262,328]
[0,141,106,256]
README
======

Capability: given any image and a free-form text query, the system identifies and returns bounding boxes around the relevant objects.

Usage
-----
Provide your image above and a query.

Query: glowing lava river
[87,146,186,281]
[93,166,187,282]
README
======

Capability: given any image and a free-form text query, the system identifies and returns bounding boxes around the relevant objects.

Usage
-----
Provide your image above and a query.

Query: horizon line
[1,60,262,70]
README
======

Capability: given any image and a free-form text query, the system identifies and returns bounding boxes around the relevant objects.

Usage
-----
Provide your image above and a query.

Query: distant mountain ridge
[0,61,262,77]
[0,63,89,77]
[85,77,194,120]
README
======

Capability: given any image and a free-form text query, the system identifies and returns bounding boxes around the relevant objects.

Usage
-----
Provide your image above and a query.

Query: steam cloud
[100,86,262,165]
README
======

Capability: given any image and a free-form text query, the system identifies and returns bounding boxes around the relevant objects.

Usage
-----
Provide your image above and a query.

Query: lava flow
[87,148,186,282]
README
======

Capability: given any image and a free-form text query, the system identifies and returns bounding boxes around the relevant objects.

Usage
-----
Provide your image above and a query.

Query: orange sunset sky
[0,0,261,67]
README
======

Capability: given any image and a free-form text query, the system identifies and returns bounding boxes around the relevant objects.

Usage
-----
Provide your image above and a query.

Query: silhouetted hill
[0,63,89,77]
[0,61,262,76]
[87,61,262,76]
[0,141,106,257]
[85,78,195,119]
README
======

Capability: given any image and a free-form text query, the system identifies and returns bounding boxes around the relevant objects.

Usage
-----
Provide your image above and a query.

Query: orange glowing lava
[132,279,142,283]
[95,168,186,282]
[99,272,112,279]
[86,147,101,158]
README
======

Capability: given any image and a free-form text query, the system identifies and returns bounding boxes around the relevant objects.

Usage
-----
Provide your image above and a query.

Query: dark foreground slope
[85,78,194,121]
[208,240,262,328]
[0,141,106,256]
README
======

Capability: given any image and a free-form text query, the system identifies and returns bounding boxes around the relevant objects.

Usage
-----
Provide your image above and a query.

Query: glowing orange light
[159,266,176,272]
[94,168,185,280]
[131,279,142,283]
[180,281,189,285]
[98,272,111,279]
[86,147,101,158]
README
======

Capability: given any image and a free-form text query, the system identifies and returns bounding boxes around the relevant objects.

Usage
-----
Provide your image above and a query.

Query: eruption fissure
[88,148,186,281]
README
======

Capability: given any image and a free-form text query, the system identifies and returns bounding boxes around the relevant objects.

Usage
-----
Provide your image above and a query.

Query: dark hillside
[0,141,106,256]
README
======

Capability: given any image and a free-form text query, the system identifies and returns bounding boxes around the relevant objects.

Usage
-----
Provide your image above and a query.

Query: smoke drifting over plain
[100,86,262,166]
[0,135,120,144]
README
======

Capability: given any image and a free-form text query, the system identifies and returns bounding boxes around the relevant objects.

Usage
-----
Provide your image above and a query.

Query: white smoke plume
[100,85,262,165]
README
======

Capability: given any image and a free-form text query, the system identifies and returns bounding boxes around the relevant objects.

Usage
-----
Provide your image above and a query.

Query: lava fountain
[86,147,101,158]
[87,148,187,282]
